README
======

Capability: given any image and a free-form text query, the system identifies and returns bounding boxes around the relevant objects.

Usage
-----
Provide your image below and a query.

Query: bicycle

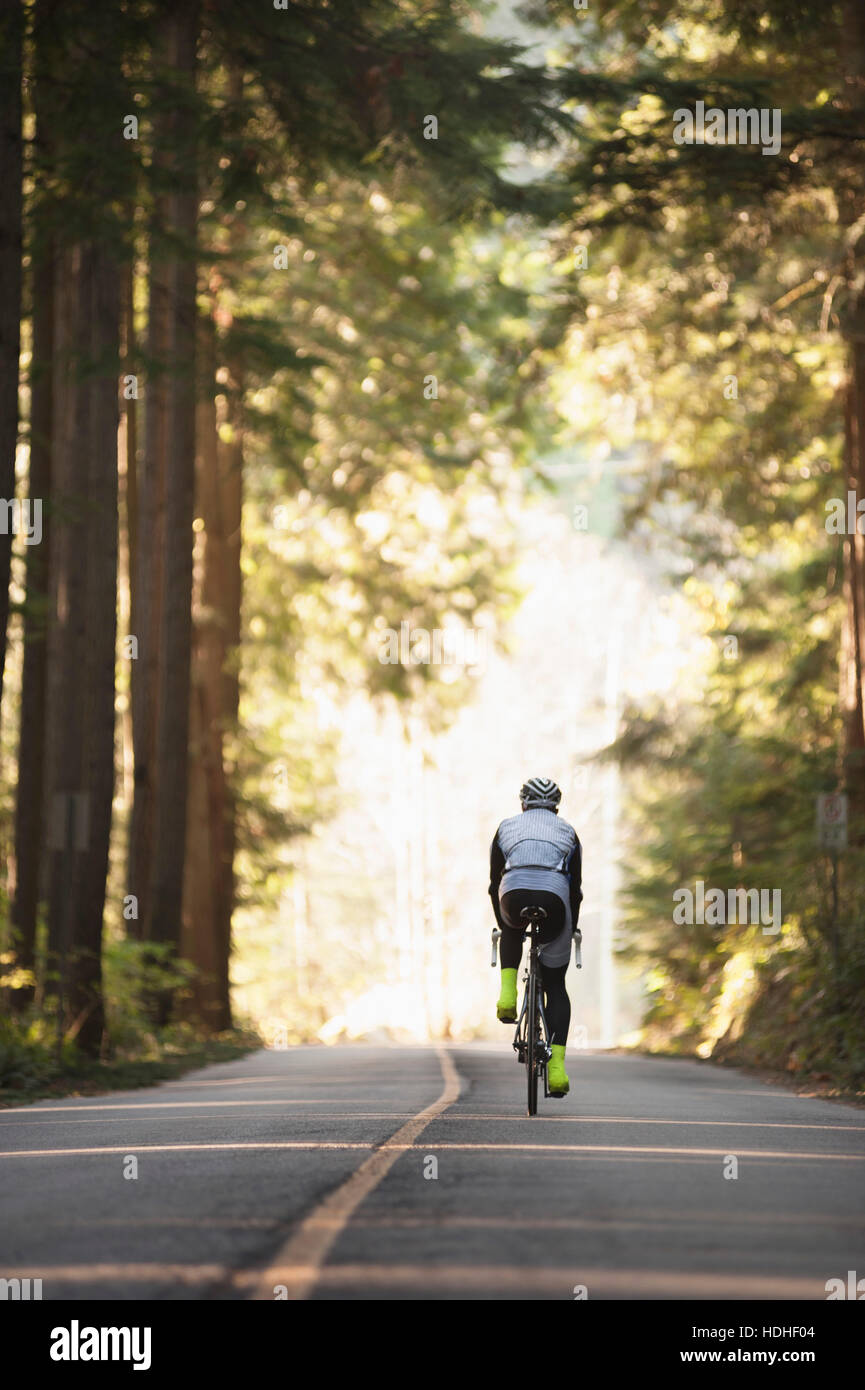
[491,908,582,1116]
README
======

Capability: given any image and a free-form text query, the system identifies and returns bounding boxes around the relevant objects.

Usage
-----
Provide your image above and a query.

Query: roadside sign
[817,793,848,851]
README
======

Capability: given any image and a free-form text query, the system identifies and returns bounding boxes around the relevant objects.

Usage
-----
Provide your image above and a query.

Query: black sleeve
[568,838,583,927]
[488,831,506,929]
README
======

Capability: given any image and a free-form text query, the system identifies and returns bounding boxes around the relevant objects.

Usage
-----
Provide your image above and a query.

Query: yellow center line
[239,1046,461,1301]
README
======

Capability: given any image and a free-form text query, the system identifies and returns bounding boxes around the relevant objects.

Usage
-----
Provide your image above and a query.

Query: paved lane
[1,1044,863,1300]
[309,1046,865,1299]
[0,1046,445,1300]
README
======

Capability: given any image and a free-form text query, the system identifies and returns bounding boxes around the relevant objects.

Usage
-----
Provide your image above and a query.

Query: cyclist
[488,777,582,1097]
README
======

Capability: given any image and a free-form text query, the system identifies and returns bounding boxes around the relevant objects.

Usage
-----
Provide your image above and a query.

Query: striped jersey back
[495,808,577,871]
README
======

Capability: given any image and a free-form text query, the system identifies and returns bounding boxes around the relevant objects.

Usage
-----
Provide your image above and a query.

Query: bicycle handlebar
[490,926,502,966]
[492,924,583,969]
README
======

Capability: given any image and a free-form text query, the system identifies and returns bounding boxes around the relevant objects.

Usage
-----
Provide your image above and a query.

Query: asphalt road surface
[2,1043,864,1301]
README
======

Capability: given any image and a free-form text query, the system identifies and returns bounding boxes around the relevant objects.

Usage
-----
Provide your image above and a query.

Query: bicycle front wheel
[526,970,539,1116]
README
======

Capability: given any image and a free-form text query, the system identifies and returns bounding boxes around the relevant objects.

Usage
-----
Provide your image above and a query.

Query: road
[1,1043,864,1301]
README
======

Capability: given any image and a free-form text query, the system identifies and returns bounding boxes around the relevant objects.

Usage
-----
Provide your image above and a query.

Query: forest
[0,0,863,1098]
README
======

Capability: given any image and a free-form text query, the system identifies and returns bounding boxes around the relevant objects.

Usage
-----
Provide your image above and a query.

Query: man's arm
[567,838,583,927]
[488,832,506,929]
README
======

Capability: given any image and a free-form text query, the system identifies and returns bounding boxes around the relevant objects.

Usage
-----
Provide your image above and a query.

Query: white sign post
[817,793,848,851]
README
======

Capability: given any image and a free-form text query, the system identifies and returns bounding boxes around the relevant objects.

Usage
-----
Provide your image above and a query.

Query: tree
[11,0,53,1009]
[0,0,24,724]
[32,0,136,1052]
[126,0,576,1026]
[138,2,200,1025]
[530,0,865,1075]
[545,0,865,820]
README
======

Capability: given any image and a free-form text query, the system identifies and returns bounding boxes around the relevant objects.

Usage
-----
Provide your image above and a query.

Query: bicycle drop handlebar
[491,924,583,969]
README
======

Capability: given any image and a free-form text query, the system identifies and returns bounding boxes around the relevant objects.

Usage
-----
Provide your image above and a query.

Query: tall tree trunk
[841,0,865,838]
[74,247,120,1052]
[46,242,119,1053]
[119,260,138,815]
[216,71,246,1034]
[842,377,865,832]
[182,309,223,1027]
[0,0,24,725]
[144,3,199,1024]
[127,206,169,942]
[181,299,240,1032]
[217,346,242,1030]
[45,246,85,1018]
[11,0,56,1009]
[11,225,53,1008]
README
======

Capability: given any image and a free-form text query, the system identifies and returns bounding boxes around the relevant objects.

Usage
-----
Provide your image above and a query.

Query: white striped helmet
[519,777,562,811]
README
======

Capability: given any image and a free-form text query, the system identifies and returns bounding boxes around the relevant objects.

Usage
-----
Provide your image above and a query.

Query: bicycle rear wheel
[526,970,539,1116]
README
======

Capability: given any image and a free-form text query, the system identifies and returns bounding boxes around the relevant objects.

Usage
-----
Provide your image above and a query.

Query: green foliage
[713,930,865,1091]
[101,940,198,1052]
[538,0,865,1088]
[0,1015,71,1092]
[5,0,576,1052]
[0,1010,260,1106]
[217,104,564,913]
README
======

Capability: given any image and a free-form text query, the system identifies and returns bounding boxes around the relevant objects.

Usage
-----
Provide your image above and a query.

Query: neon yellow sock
[548,1043,569,1094]
[497,967,518,1021]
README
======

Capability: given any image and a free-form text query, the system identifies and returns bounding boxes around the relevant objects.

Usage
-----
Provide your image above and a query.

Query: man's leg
[540,963,570,1044]
[540,962,571,1095]
[496,925,523,1022]
[498,888,562,1025]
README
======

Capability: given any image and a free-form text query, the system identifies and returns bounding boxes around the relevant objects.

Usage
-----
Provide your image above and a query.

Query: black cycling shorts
[500,888,566,945]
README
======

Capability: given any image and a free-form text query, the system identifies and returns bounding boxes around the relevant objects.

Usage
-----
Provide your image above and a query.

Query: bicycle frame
[491,916,582,1115]
[513,922,552,1102]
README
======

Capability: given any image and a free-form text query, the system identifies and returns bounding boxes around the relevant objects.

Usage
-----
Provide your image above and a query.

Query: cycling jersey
[488,807,583,936]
